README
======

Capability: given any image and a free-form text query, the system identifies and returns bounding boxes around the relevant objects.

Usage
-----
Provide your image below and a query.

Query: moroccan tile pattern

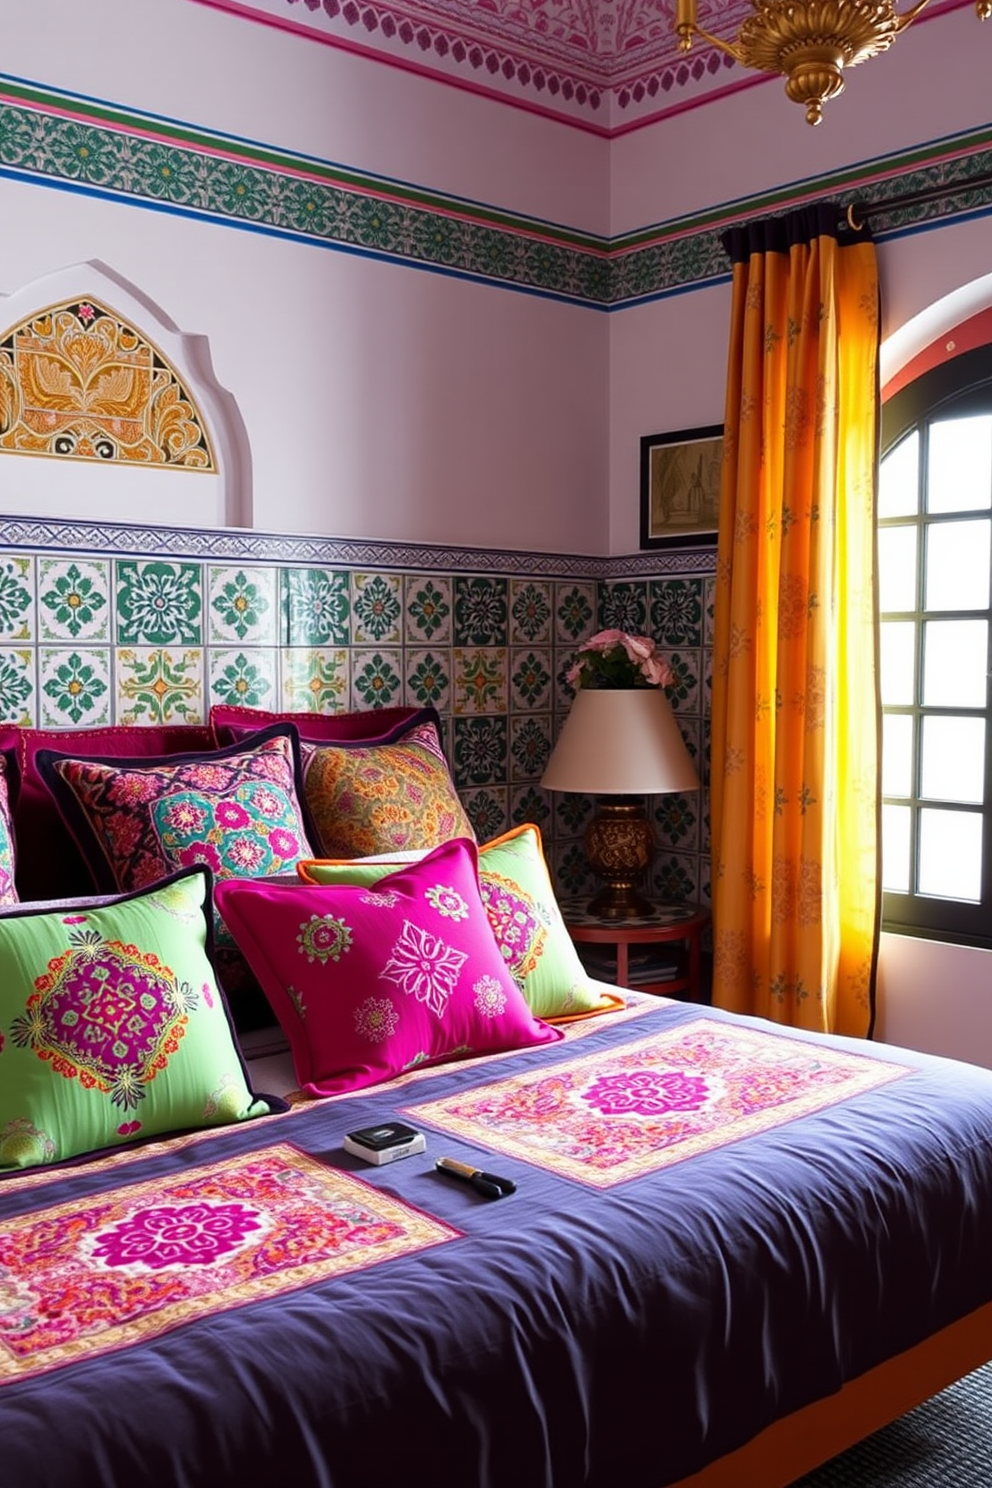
[3,76,992,309]
[0,537,714,914]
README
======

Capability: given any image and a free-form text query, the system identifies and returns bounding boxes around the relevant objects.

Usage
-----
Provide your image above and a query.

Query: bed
[1,714,991,1488]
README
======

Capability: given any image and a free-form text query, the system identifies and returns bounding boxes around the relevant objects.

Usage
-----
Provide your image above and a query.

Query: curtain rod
[844,169,992,231]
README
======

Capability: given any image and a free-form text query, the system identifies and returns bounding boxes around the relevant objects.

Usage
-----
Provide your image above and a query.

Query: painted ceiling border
[2,74,992,311]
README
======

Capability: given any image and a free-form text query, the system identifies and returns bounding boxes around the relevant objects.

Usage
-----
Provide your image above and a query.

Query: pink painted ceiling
[196,0,757,133]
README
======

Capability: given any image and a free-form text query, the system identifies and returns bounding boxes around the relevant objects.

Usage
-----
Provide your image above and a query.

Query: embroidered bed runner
[0,1142,457,1382]
[409,1018,907,1187]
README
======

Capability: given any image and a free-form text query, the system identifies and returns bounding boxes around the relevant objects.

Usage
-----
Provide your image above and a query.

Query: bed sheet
[3,995,992,1488]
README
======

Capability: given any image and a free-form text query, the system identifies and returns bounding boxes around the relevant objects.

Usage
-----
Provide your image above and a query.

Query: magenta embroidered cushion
[214,837,563,1097]
[34,725,316,1026]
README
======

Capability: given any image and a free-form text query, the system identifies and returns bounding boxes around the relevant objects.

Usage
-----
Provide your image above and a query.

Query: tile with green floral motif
[350,648,403,710]
[651,853,698,906]
[0,557,34,643]
[404,575,451,644]
[509,712,552,782]
[703,575,717,648]
[451,715,507,787]
[38,557,110,642]
[454,576,507,647]
[552,841,595,900]
[553,789,593,836]
[509,579,552,645]
[351,574,402,645]
[651,578,704,648]
[40,647,110,727]
[115,647,204,725]
[116,560,202,646]
[553,653,581,710]
[280,648,349,712]
[461,786,509,845]
[209,649,278,711]
[208,566,279,645]
[554,582,595,645]
[598,581,647,636]
[283,568,349,647]
[510,784,552,830]
[405,648,451,712]
[509,647,552,710]
[452,647,507,715]
[665,650,701,714]
[0,648,35,725]
[651,790,700,852]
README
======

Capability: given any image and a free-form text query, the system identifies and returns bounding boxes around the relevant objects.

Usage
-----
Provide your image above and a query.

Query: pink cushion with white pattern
[214,837,563,1097]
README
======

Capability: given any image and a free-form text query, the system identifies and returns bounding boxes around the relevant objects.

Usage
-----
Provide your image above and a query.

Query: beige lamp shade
[541,688,700,797]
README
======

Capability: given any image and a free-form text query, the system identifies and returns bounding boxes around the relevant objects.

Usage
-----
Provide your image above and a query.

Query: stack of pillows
[0,705,619,1172]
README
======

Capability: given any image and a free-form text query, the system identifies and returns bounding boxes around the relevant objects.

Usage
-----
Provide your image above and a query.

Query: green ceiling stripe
[2,76,992,309]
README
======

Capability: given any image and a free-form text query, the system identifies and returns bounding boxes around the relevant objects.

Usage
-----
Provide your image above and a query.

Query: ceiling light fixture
[675,0,991,126]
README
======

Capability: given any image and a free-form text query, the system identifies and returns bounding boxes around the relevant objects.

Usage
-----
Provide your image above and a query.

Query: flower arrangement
[566,630,673,690]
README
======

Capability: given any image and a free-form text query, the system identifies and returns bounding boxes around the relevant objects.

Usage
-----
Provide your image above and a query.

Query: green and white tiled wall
[0,519,714,909]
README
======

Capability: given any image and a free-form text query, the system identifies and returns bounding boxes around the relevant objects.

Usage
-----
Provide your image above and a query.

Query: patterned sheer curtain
[709,203,881,1038]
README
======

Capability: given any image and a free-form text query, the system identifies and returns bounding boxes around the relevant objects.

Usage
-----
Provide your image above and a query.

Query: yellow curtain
[710,205,881,1038]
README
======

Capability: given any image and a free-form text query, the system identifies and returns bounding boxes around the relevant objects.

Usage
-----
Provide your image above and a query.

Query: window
[879,345,992,946]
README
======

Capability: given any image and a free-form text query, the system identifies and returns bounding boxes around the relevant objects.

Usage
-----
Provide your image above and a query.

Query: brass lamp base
[584,799,654,920]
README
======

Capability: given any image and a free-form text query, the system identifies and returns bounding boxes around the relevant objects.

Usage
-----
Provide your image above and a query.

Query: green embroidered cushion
[0,868,273,1171]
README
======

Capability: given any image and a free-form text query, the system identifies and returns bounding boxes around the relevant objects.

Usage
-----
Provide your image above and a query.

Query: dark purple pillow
[6,723,214,901]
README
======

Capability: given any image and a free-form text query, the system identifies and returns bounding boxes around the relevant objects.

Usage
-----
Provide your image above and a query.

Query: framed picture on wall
[639,425,724,549]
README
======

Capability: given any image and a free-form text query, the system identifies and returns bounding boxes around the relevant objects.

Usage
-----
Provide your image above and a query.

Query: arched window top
[0,296,216,470]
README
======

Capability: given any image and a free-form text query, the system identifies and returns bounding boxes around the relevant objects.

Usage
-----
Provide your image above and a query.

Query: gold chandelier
[675,0,991,126]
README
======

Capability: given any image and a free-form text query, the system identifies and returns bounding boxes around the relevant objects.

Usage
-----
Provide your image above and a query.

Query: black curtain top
[722,201,873,264]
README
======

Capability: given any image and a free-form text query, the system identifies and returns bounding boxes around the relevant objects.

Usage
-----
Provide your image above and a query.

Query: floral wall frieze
[2,77,992,309]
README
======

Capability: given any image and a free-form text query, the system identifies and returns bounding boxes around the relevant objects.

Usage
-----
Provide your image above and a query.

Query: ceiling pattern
[193,0,749,132]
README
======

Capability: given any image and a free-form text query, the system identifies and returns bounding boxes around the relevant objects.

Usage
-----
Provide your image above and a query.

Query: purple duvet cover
[3,995,992,1488]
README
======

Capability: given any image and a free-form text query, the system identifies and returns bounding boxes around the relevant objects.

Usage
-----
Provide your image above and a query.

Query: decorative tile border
[3,74,992,311]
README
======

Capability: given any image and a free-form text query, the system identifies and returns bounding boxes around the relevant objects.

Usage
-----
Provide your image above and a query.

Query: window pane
[881,803,911,892]
[927,415,992,514]
[918,807,983,900]
[878,525,918,613]
[922,620,989,707]
[921,716,986,804]
[925,519,991,611]
[881,713,914,797]
[879,430,919,518]
[880,621,916,705]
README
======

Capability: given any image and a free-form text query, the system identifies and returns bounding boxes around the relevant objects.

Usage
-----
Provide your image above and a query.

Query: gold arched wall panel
[0,299,215,471]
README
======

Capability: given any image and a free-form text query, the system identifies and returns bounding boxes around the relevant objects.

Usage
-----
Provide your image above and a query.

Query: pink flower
[581,628,626,652]
[641,656,674,687]
[621,634,656,662]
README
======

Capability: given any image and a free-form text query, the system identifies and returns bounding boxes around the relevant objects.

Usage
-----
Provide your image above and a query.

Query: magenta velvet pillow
[0,748,19,907]
[210,703,427,748]
[2,723,214,901]
[214,837,563,1097]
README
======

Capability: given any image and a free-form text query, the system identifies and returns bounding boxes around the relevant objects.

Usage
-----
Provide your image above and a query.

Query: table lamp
[541,686,700,920]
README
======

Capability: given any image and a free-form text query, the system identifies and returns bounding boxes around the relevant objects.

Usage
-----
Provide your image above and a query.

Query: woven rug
[791,1362,992,1486]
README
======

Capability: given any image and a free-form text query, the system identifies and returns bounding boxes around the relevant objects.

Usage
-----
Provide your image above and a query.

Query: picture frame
[639,424,724,549]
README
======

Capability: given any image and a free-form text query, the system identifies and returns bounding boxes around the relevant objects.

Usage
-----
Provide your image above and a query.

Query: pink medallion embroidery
[92,1201,263,1269]
[582,1069,710,1117]
[10,929,194,1109]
